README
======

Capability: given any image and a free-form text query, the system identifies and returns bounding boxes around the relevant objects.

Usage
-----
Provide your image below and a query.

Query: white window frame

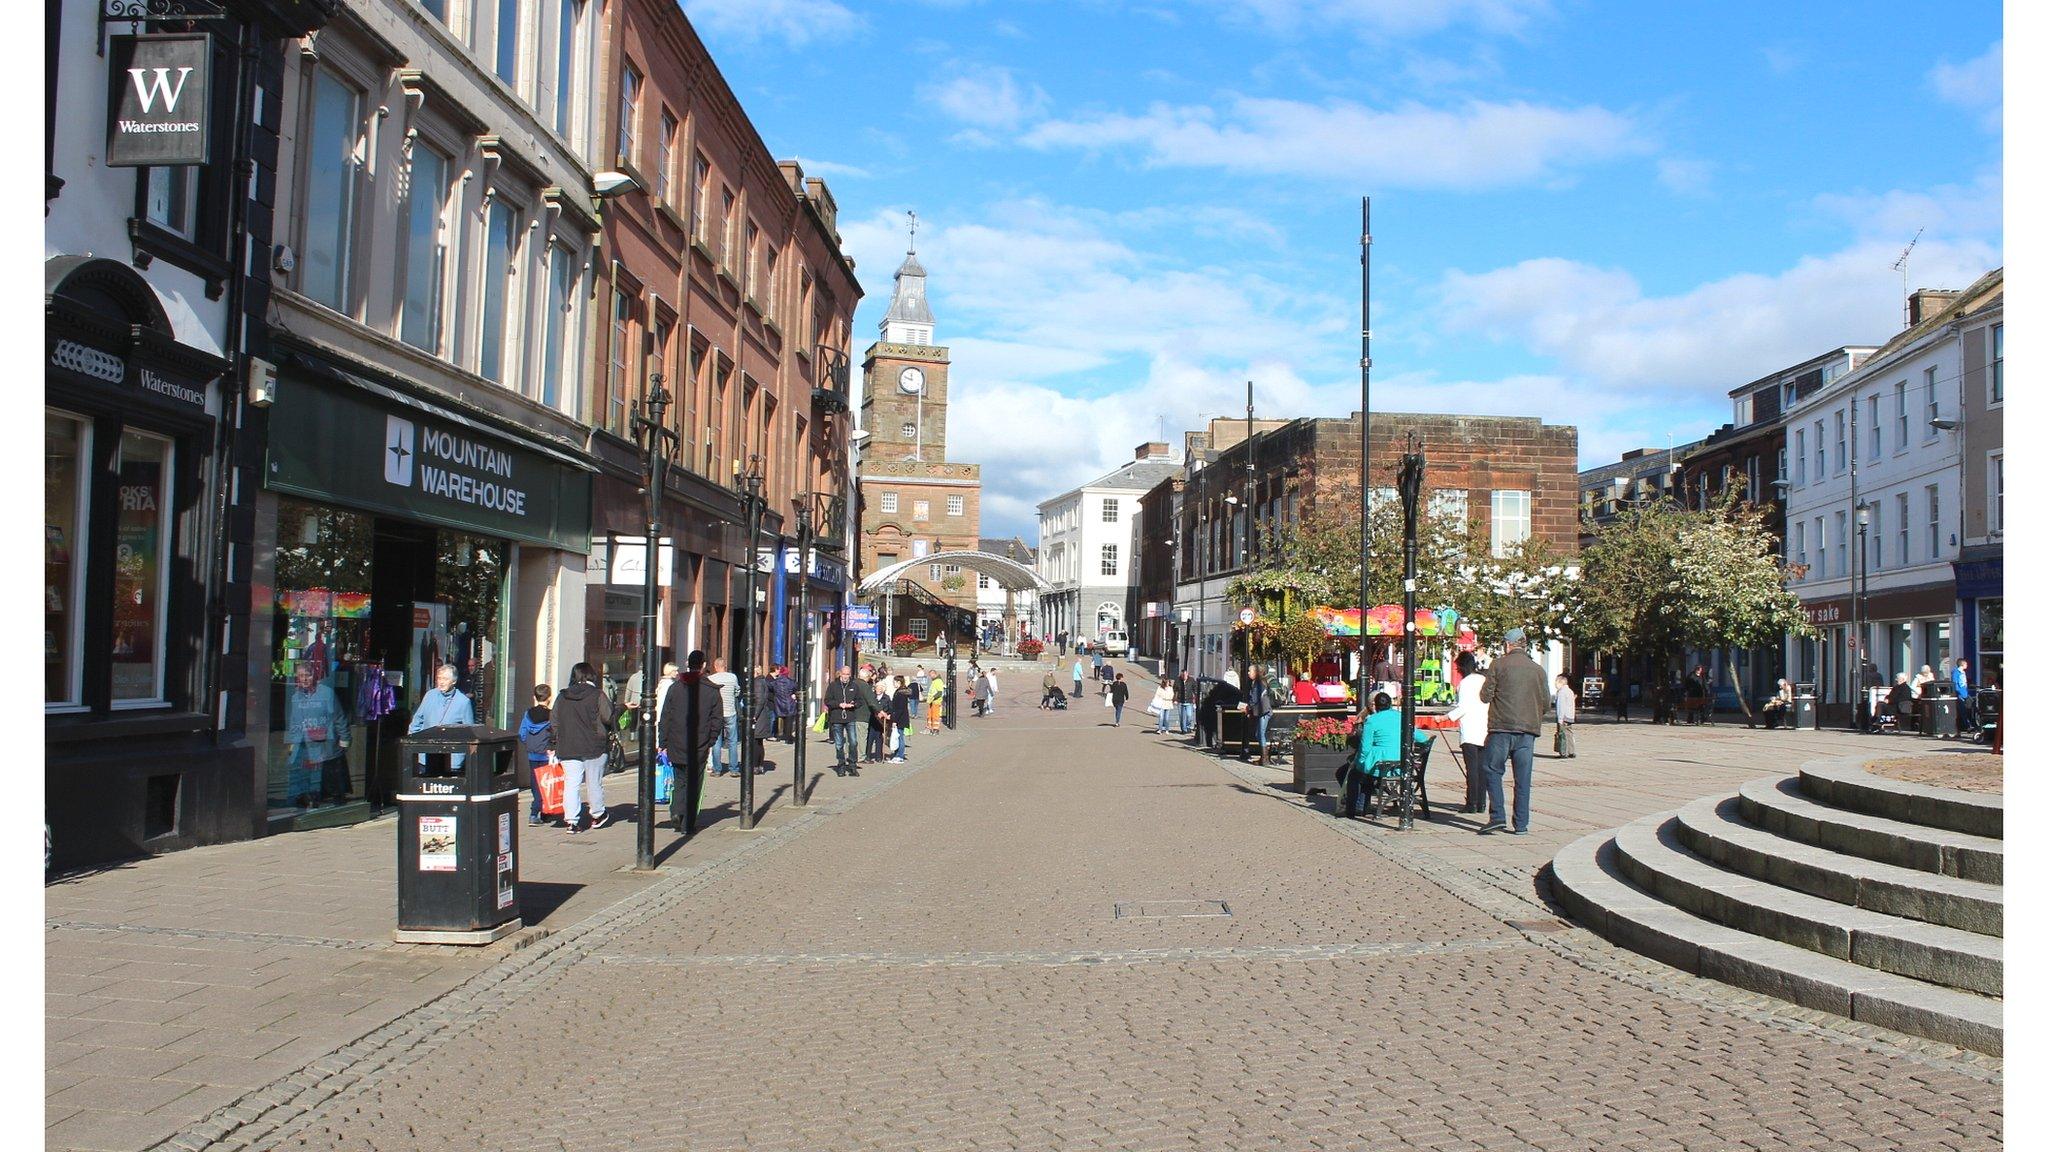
[1794,429,1805,486]
[553,0,582,143]
[879,492,898,515]
[1793,520,1806,575]
[1489,489,1531,558]
[1990,324,2003,406]
[476,193,526,384]
[1894,381,1907,453]
[616,62,641,169]
[536,235,582,414]
[1868,395,1880,458]
[1897,492,1909,565]
[1814,517,1825,582]
[1835,511,1846,578]
[46,410,93,713]
[1870,500,1882,570]
[296,60,370,316]
[1101,497,1120,523]
[1926,483,1940,559]
[947,494,964,517]
[397,141,457,357]
[1814,421,1826,476]
[1834,410,1846,475]
[1924,368,1939,440]
[1988,453,2003,536]
[1100,544,1118,577]
[1733,395,1752,426]
[110,429,176,710]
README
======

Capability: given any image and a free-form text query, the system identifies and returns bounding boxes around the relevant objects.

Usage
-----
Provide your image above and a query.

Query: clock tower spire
[879,214,936,347]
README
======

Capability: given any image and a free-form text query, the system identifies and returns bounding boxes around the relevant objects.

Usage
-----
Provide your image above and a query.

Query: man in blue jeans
[1478,628,1550,835]
[705,658,740,776]
[822,665,865,774]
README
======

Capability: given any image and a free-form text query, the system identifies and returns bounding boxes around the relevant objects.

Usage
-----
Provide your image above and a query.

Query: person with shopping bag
[659,650,725,832]
[1149,679,1176,734]
[552,663,617,834]
[518,684,557,826]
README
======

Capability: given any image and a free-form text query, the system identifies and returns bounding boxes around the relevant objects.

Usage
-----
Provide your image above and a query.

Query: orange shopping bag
[536,760,566,817]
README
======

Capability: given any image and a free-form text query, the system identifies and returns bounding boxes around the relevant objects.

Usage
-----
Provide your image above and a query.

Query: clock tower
[857,223,984,630]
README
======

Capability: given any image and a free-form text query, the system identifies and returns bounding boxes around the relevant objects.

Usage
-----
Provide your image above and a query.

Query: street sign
[106,34,213,167]
[843,606,880,641]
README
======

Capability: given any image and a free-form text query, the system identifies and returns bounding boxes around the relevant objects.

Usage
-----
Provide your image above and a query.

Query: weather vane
[907,209,918,253]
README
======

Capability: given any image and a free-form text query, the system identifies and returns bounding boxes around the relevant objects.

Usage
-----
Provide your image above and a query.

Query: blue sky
[685,0,2004,539]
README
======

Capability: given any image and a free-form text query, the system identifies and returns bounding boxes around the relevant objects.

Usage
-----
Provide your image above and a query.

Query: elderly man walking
[1478,628,1550,836]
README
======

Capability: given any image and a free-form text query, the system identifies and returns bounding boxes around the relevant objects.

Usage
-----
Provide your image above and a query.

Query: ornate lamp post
[735,454,765,830]
[630,374,678,870]
[791,494,817,808]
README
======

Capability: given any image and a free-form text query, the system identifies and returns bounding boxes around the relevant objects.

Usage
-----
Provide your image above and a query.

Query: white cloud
[1018,96,1648,189]
[1437,237,2003,397]
[788,156,872,179]
[1760,44,1805,76]
[684,0,861,46]
[1188,0,1552,38]
[1810,167,2003,242]
[1656,157,1714,196]
[919,66,1050,131]
[1928,40,2002,130]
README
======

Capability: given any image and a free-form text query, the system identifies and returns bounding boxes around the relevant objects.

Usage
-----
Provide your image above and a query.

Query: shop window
[1978,600,2003,686]
[301,67,364,313]
[111,430,174,707]
[399,148,453,355]
[45,412,89,709]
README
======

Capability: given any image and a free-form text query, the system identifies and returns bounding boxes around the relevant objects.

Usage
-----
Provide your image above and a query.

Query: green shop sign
[267,368,592,553]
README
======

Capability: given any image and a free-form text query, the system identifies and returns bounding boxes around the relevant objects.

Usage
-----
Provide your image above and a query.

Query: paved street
[48,668,2000,1151]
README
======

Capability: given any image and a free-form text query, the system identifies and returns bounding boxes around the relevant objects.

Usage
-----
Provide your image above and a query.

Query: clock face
[898,367,925,394]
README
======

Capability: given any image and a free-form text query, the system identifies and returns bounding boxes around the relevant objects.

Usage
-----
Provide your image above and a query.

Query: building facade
[1783,274,2002,723]
[1036,443,1188,651]
[975,536,1038,649]
[46,0,338,868]
[856,243,982,647]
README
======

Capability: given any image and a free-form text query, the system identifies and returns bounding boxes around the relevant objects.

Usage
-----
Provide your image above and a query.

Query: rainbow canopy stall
[1307,605,1474,641]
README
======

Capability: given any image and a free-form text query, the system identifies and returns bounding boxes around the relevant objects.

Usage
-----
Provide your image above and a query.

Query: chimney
[1907,288,1962,328]
[1134,441,1170,460]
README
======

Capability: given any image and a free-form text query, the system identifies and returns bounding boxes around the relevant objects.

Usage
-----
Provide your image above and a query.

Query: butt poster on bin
[418,816,457,871]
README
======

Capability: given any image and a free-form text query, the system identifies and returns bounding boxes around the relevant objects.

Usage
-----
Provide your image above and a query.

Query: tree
[1574,495,1810,719]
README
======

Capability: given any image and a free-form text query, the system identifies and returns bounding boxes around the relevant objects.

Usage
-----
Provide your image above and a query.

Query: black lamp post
[735,454,765,830]
[1854,501,1871,731]
[630,374,677,871]
[791,494,815,808]
[1396,441,1424,830]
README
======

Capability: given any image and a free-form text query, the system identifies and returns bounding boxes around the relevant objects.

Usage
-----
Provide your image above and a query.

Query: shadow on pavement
[517,880,584,926]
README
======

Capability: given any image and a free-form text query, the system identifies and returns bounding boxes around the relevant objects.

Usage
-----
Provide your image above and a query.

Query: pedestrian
[925,670,945,732]
[552,662,616,834]
[1109,673,1129,725]
[706,658,741,777]
[405,664,475,773]
[1072,655,1086,699]
[751,665,777,772]
[888,676,913,762]
[984,666,999,714]
[651,662,680,736]
[1041,668,1059,709]
[1444,652,1489,814]
[1091,647,1104,682]
[771,665,798,743]
[1151,678,1176,733]
[1553,673,1577,758]
[517,684,556,826]
[659,650,724,828]
[910,665,930,724]
[1953,658,1976,733]
[821,665,863,775]
[864,666,888,761]
[1177,671,1196,735]
[1477,628,1549,836]
[285,662,350,807]
[973,668,991,717]
[1244,663,1274,765]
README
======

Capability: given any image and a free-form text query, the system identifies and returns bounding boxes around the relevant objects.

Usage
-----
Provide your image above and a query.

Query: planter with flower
[1016,638,1044,660]
[1291,712,1359,796]
[891,633,921,657]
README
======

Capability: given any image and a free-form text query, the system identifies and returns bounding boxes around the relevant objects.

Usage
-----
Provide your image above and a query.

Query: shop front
[45,258,236,867]
[585,467,739,695]
[257,355,591,831]
[1955,549,2003,689]
[1795,581,1955,726]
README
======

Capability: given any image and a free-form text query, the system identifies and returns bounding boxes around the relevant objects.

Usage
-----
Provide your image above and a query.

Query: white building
[1783,272,2002,715]
[1037,444,1182,648]
[974,536,1038,649]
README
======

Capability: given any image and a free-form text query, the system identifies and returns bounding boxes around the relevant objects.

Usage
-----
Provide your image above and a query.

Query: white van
[1100,629,1130,656]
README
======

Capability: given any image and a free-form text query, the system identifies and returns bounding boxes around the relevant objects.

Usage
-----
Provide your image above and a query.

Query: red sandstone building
[590,0,862,683]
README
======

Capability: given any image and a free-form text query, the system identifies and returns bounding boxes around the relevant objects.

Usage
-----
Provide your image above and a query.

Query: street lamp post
[629,374,678,871]
[791,495,814,808]
[1855,501,1871,731]
[1357,195,1374,719]
[735,455,765,830]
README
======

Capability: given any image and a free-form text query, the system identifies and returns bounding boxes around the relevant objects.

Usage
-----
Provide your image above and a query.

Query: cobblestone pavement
[45,718,971,1152]
[1863,751,2002,794]
[143,677,2003,1152]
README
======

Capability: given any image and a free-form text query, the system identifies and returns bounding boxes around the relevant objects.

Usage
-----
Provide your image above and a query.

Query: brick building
[1161,412,1580,679]
[857,240,983,647]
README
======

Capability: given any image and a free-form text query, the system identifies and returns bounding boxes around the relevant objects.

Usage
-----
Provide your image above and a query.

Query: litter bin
[1923,695,1959,739]
[1792,694,1817,730]
[396,725,523,945]
[1975,687,2000,745]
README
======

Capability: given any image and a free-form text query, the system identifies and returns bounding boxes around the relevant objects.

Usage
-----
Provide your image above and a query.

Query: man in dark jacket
[1478,629,1550,835]
[770,666,799,742]
[820,665,864,775]
[552,663,616,833]
[659,650,724,833]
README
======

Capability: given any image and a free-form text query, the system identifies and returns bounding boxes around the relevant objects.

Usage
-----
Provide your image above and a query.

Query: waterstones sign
[106,34,212,168]
[266,369,591,553]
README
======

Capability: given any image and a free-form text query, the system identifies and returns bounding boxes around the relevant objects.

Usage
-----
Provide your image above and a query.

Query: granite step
[1551,830,2003,1055]
[1673,795,2002,936]
[1612,812,2001,996]
[1738,776,2002,884]
[1798,758,2002,839]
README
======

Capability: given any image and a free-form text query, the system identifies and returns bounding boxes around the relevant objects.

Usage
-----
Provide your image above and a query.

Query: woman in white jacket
[1445,652,1490,814]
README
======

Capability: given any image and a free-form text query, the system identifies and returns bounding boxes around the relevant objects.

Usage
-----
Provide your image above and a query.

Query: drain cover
[1114,900,1231,919]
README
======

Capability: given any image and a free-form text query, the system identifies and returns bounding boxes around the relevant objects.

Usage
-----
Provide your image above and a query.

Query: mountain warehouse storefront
[254,358,591,832]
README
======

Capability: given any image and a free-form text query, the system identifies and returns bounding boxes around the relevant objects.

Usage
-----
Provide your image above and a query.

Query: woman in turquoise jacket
[284,662,350,806]
[1347,692,1429,817]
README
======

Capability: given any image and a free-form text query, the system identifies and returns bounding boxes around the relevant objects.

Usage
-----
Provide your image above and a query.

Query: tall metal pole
[738,459,763,830]
[1397,442,1423,830]
[792,498,812,807]
[1242,379,1255,682]
[631,375,673,871]
[1848,386,1861,730]
[1357,196,1373,714]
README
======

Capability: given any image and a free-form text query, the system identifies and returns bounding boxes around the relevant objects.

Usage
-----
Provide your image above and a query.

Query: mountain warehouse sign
[106,34,213,168]
[267,366,591,553]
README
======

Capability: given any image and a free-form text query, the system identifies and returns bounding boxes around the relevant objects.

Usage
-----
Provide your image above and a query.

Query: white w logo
[128,67,195,114]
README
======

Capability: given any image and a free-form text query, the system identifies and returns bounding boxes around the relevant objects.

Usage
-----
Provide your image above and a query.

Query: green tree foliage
[1574,495,1810,711]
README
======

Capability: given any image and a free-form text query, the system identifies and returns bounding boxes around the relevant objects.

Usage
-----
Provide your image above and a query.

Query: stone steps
[1673,796,2001,936]
[1549,761,2002,1055]
[1551,833,2002,1055]
[1738,776,2002,884]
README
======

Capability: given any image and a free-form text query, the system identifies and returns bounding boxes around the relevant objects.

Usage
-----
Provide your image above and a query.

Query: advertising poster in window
[417,816,457,872]
[111,440,167,701]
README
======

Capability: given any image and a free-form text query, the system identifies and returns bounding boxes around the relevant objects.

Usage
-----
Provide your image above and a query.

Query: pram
[1042,686,1069,710]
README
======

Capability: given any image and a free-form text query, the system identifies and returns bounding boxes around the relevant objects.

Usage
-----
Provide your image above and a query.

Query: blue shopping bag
[654,749,674,805]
